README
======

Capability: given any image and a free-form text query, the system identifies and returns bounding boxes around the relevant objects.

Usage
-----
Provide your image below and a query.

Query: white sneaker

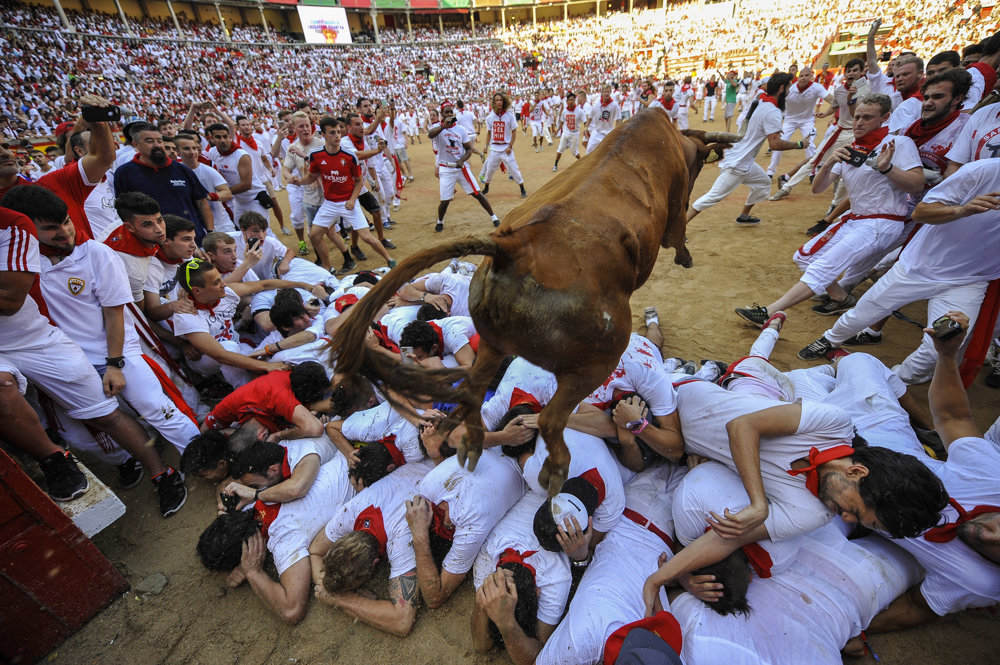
[769,188,790,201]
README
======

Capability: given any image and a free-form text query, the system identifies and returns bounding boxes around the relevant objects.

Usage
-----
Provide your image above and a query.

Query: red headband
[497,547,537,581]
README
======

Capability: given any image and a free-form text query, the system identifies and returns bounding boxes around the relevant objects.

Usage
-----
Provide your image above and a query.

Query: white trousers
[692,163,772,211]
[702,97,717,121]
[793,219,912,294]
[824,264,989,384]
[482,145,524,185]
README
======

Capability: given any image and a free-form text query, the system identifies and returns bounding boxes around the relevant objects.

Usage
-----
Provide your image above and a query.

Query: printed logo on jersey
[67,277,85,295]
[976,127,1000,160]
[565,114,576,132]
[492,120,506,143]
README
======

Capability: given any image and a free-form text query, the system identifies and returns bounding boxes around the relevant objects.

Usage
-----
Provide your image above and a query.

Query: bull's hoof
[674,251,694,269]
[538,458,569,498]
[457,434,483,472]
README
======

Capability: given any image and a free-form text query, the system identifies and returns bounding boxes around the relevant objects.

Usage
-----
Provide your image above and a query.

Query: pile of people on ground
[1,8,999,664]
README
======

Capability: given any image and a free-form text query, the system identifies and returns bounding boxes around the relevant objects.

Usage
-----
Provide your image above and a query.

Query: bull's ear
[704,150,721,164]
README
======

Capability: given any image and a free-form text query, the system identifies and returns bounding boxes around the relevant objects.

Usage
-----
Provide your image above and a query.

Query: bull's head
[680,129,743,198]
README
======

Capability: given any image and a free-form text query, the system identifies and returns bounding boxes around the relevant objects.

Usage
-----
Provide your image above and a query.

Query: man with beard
[686,74,807,226]
[113,122,213,241]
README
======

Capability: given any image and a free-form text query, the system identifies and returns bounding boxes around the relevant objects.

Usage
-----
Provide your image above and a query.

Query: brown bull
[331,108,736,496]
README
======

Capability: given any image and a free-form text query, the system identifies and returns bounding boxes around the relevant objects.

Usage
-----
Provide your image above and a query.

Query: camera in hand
[219,491,240,512]
[932,315,963,341]
[81,105,122,123]
[247,238,259,251]
[444,116,457,128]
[844,147,870,168]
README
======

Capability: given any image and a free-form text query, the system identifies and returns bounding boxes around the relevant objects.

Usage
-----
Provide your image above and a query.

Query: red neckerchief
[131,152,168,172]
[703,526,773,578]
[335,294,359,313]
[849,126,889,152]
[578,467,607,503]
[904,109,961,147]
[215,142,238,157]
[354,505,388,557]
[38,241,71,258]
[159,253,185,266]
[509,387,543,414]
[923,497,1000,543]
[600,97,612,108]
[193,297,221,314]
[759,94,779,108]
[371,322,400,354]
[786,445,855,497]
[379,434,406,468]
[427,321,446,358]
[348,134,365,151]
[235,133,258,152]
[796,80,811,93]
[659,96,675,110]
[497,548,537,581]
[967,62,999,99]
[681,84,691,94]
[900,86,924,102]
[430,500,455,541]
[254,500,282,538]
[104,224,160,258]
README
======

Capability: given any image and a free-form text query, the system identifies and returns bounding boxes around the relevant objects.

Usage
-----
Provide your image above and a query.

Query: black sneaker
[152,467,187,517]
[117,457,144,489]
[805,219,831,236]
[679,360,698,375]
[986,364,1000,389]
[434,222,444,233]
[735,304,769,326]
[493,218,500,227]
[381,238,396,249]
[778,174,789,188]
[337,258,357,275]
[798,336,835,360]
[843,331,883,346]
[482,183,490,195]
[351,246,367,261]
[811,294,857,315]
[520,189,528,199]
[735,214,761,226]
[39,450,89,502]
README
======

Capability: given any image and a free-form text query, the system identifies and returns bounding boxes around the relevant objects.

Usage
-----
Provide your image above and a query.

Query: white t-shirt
[484,110,518,146]
[417,450,525,576]
[719,99,782,172]
[422,272,471,318]
[456,109,476,135]
[191,162,232,231]
[266,457,354,575]
[324,462,431,578]
[340,400,424,463]
[588,100,621,135]
[431,124,474,164]
[428,315,477,356]
[896,435,1000,615]
[228,231,287,280]
[783,81,829,123]
[830,134,921,218]
[521,429,625,534]
[377,304,420,344]
[83,177,120,241]
[0,213,59,350]
[143,256,181,304]
[945,103,1000,164]
[480,357,559,432]
[472,491,571,625]
[171,286,241,342]
[208,146,265,206]
[38,241,142,364]
[905,159,1000,283]
[560,107,586,134]
[585,333,677,417]
[888,96,923,135]
[676,381,854,540]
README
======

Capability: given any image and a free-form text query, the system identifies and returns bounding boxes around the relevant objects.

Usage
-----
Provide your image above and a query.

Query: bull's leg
[456,340,507,472]
[537,363,618,497]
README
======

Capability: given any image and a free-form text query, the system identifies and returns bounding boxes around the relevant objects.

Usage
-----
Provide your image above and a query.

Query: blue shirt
[113,157,209,239]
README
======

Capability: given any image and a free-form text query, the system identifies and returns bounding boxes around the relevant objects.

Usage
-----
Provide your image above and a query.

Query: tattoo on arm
[390,571,420,609]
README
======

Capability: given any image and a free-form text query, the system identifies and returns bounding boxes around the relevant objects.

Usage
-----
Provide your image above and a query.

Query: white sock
[491,214,498,221]
[862,327,882,337]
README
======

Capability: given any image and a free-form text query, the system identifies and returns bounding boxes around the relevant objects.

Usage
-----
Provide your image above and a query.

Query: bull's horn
[704,131,744,143]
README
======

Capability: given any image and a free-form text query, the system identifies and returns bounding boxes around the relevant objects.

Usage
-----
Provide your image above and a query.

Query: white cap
[549,492,588,528]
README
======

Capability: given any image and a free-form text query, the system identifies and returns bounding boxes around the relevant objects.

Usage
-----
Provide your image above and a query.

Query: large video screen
[297,6,352,44]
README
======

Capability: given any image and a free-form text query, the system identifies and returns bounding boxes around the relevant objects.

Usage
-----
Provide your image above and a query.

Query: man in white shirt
[175,133,234,232]
[688,74,807,226]
[428,105,501,233]
[798,158,1000,382]
[553,92,586,172]
[205,122,269,222]
[480,92,527,199]
[766,67,828,178]
[196,457,353,624]
[585,85,621,154]
[735,94,925,327]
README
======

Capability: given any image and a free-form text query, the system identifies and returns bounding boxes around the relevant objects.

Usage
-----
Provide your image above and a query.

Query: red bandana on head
[850,126,889,152]
[354,505,388,557]
[379,434,406,468]
[786,445,855,497]
[497,548,537,581]
[427,321,446,358]
[923,497,1000,543]
[104,224,160,258]
[509,387,543,414]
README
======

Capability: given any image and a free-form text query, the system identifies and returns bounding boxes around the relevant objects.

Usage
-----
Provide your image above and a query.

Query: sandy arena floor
[55,113,999,665]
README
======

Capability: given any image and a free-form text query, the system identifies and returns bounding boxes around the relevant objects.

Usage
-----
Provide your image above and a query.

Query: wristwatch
[105,356,126,368]
[626,418,648,435]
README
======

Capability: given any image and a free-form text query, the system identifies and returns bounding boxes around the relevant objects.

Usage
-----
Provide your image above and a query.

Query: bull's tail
[330,236,499,394]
